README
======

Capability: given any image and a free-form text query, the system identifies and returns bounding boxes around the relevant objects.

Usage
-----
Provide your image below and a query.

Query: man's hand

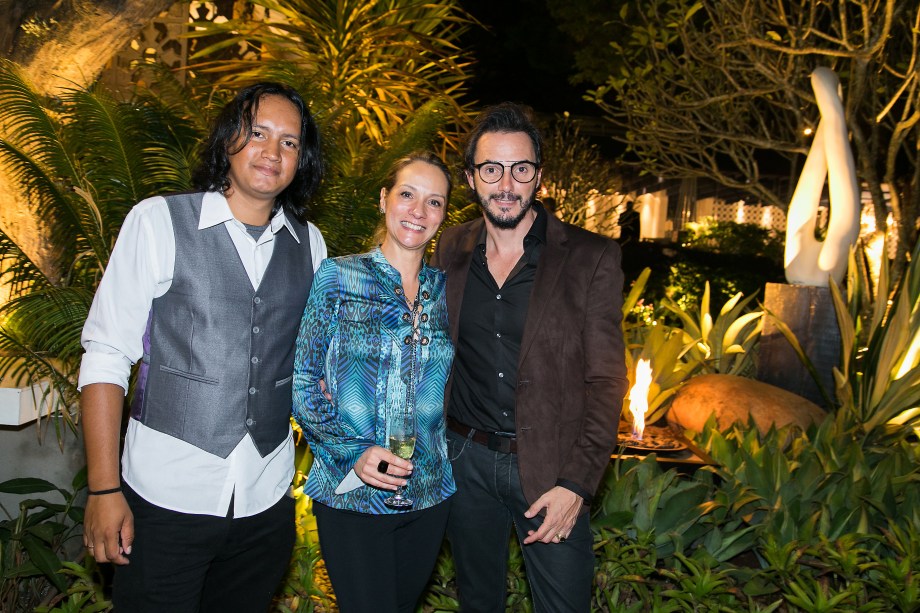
[522,486,582,544]
[354,445,413,490]
[84,493,134,564]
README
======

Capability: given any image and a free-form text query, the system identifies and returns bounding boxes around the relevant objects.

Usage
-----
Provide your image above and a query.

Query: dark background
[458,0,598,117]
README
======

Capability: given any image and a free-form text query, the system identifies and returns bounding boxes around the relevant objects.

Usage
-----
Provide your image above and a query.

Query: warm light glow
[896,329,920,380]
[735,201,746,224]
[803,127,814,136]
[628,359,653,440]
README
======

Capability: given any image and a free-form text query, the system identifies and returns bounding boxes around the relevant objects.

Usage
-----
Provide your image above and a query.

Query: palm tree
[0,59,203,435]
[185,0,476,174]
[0,1,478,436]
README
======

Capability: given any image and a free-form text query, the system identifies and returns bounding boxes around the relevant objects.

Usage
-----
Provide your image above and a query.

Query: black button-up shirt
[447,204,548,433]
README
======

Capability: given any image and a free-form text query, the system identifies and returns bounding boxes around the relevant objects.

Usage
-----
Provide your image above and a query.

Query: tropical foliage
[0,58,203,432]
[622,269,763,426]
[0,0,475,435]
[0,471,98,612]
[185,0,475,173]
[539,112,625,234]
[682,219,784,265]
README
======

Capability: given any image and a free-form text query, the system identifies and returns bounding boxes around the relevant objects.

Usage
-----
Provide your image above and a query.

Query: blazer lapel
[518,215,569,364]
[444,219,483,344]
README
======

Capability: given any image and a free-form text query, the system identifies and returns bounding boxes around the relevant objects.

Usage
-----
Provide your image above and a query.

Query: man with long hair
[79,82,326,611]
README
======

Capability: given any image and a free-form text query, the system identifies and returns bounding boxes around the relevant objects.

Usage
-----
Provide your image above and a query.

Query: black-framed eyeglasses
[471,160,539,184]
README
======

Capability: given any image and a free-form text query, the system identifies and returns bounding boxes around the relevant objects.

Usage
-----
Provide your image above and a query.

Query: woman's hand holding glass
[354,445,413,491]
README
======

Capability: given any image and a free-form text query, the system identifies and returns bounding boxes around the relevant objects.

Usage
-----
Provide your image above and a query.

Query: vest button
[404,336,412,345]
[402,313,411,322]
[420,313,429,322]
[251,357,259,364]
[253,297,262,304]
[249,387,257,395]
[420,336,430,346]
[246,418,254,426]
[422,291,430,300]
[252,326,260,334]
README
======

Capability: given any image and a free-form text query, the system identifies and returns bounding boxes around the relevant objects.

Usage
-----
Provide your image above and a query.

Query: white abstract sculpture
[784,68,860,287]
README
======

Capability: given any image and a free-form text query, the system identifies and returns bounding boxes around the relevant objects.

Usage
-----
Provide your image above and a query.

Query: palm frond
[64,87,146,224]
[0,60,81,185]
[311,97,454,256]
[0,287,93,366]
[0,287,92,433]
[0,139,92,278]
[184,0,474,152]
[0,228,52,295]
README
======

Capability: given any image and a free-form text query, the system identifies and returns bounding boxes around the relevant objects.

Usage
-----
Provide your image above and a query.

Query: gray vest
[131,192,314,457]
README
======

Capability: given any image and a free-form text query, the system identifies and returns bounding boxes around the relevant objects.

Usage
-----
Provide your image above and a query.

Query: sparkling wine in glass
[384,408,416,509]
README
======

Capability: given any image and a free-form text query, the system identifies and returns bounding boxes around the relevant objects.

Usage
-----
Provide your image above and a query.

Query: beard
[476,186,537,230]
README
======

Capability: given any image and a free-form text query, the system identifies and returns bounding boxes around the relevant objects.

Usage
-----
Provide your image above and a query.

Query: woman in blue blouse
[292,152,455,612]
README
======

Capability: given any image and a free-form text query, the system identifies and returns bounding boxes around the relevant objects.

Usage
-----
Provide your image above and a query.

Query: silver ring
[556,534,566,542]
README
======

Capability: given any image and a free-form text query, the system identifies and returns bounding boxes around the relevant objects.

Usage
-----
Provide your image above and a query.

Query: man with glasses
[431,102,628,612]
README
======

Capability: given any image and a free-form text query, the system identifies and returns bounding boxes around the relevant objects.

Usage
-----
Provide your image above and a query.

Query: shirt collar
[198,191,300,243]
[527,200,548,245]
[369,246,430,284]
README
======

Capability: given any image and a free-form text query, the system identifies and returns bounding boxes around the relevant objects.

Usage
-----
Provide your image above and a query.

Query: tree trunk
[0,0,174,95]
[0,0,173,284]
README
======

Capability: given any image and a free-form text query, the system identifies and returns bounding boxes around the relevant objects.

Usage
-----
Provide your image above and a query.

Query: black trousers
[445,429,594,613]
[313,498,451,613]
[113,484,295,612]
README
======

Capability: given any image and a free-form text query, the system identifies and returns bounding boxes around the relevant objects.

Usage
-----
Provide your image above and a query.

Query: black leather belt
[448,416,518,454]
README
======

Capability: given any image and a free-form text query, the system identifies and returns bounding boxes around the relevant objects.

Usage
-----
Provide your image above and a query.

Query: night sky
[457,0,600,118]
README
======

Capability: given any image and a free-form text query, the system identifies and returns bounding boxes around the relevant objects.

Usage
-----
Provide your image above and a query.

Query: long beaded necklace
[395,280,427,412]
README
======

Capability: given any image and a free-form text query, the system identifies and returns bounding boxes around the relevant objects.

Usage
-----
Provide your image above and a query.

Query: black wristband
[87,486,122,496]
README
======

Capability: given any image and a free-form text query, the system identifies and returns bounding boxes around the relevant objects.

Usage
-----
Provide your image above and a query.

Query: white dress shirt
[79,192,327,518]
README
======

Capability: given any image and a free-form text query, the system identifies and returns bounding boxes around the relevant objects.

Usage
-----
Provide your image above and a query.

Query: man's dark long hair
[192,82,323,224]
[463,102,543,171]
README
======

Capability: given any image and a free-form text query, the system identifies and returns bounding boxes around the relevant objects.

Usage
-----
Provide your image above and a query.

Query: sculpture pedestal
[757,283,840,407]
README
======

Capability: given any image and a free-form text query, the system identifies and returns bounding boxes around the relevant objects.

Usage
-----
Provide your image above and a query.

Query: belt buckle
[488,432,514,454]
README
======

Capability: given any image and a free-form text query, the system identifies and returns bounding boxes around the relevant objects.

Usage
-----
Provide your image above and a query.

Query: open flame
[627,359,653,440]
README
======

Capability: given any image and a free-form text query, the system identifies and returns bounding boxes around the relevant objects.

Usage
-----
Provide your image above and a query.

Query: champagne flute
[384,406,416,509]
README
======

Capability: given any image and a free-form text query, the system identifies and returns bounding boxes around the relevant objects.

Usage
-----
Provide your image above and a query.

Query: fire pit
[617,422,687,452]
[613,358,715,473]
[612,422,715,474]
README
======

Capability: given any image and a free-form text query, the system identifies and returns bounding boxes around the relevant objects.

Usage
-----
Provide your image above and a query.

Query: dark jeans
[446,429,594,613]
[113,485,295,612]
[313,499,451,613]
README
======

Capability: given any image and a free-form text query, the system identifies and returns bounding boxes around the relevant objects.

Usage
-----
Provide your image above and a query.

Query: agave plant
[830,238,920,439]
[185,0,475,173]
[765,237,920,441]
[622,270,763,426]
[0,59,202,435]
[661,281,764,377]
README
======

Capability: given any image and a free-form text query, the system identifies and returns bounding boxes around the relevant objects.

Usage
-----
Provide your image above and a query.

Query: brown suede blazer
[431,210,628,506]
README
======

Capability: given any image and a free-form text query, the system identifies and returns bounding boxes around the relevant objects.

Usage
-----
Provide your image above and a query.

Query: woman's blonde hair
[372,151,453,246]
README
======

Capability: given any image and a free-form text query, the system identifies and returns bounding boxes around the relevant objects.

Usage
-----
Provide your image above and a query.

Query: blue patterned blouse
[293,248,456,514]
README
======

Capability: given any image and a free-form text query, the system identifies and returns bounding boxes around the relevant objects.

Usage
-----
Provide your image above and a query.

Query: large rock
[667,374,827,434]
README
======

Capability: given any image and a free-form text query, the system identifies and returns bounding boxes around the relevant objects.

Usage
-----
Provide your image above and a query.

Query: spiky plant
[0,59,202,438]
[310,96,462,257]
[185,0,476,174]
[829,237,920,441]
